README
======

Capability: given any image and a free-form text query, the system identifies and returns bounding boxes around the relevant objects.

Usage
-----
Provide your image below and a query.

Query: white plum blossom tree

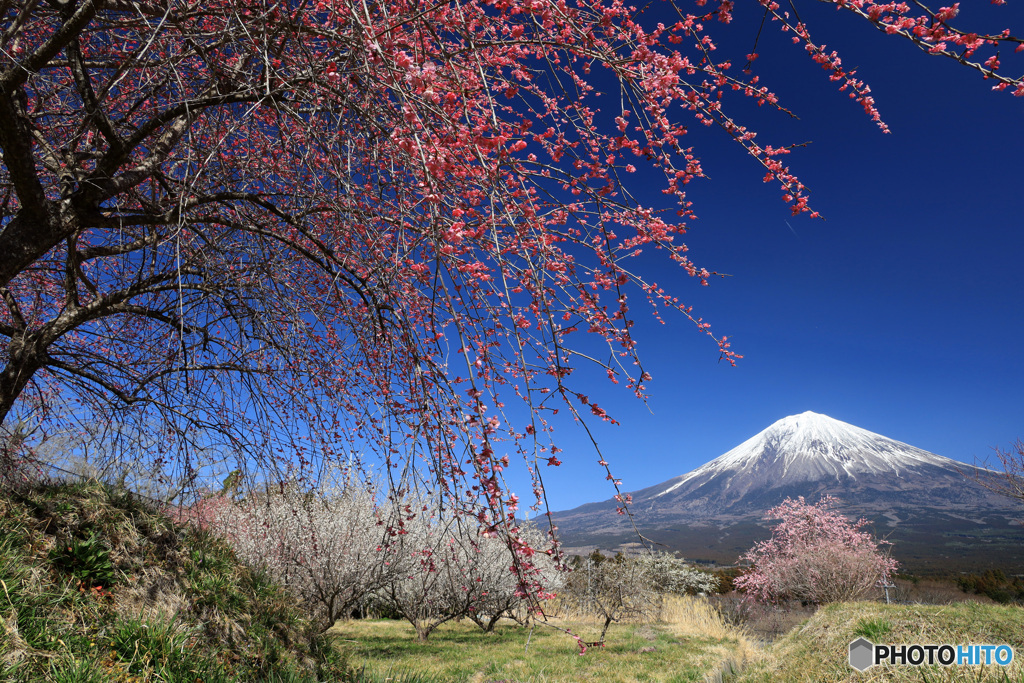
[207,471,402,631]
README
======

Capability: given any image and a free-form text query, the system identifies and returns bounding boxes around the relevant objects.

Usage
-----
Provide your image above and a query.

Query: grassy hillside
[0,479,348,682]
[733,601,1024,683]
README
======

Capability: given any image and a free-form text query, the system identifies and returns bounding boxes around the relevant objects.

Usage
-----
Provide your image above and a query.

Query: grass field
[329,596,757,683]
[330,599,1024,683]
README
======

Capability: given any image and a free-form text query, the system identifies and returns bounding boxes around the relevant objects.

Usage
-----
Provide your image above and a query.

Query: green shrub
[957,570,1024,604]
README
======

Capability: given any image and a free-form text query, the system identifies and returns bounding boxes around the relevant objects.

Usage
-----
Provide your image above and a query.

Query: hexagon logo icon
[849,637,875,672]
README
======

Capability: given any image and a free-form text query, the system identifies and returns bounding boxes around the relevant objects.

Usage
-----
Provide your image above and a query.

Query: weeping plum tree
[0,0,1021,595]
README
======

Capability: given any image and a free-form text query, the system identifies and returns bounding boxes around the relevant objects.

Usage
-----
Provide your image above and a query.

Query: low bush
[958,570,1024,604]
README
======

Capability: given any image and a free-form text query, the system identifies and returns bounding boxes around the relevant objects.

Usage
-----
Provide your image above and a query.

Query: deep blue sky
[511,2,1024,513]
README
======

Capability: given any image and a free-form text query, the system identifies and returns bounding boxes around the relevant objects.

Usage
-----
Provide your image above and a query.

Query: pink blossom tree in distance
[735,496,899,606]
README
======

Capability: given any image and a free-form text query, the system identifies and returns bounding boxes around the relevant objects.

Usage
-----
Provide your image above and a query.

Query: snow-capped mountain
[630,411,988,519]
[551,412,1024,571]
[660,411,956,493]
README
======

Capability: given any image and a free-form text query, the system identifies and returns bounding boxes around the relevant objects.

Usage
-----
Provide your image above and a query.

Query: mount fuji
[550,412,1024,572]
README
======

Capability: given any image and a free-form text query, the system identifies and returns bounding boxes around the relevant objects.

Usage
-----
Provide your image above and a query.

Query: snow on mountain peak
[656,411,957,497]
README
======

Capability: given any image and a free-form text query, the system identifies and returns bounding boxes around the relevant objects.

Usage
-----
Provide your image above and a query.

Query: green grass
[854,617,894,641]
[329,596,757,683]
[326,597,1024,683]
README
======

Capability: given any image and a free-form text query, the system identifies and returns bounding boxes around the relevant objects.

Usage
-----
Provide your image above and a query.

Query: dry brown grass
[891,578,997,606]
[734,601,1024,683]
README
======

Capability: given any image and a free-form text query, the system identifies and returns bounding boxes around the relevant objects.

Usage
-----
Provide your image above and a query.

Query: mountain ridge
[550,412,1024,572]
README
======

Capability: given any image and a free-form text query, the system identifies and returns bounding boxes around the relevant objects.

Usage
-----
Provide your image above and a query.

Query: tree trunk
[0,337,44,428]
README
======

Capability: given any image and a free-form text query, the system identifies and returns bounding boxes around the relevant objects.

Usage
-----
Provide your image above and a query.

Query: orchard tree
[562,553,659,642]
[561,551,715,641]
[458,523,563,632]
[1,0,1021,599]
[202,470,401,632]
[376,504,475,640]
[413,521,554,633]
[371,502,561,638]
[734,496,898,606]
[639,551,718,597]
